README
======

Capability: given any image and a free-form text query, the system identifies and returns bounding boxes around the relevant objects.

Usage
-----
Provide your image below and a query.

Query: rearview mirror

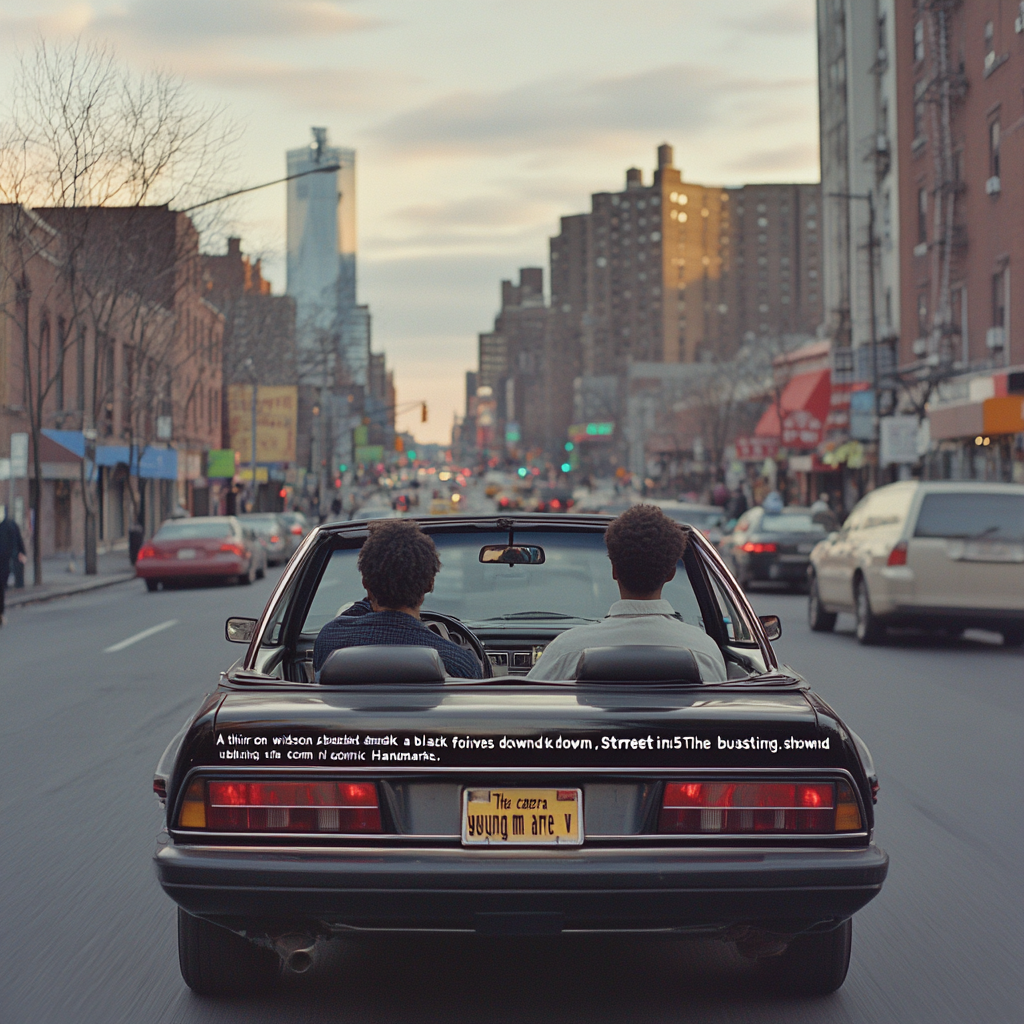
[758,614,782,641]
[225,617,258,643]
[479,544,545,565]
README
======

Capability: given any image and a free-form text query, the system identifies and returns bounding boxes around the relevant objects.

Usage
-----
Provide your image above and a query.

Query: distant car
[135,516,266,590]
[656,501,727,544]
[237,513,297,566]
[808,481,1024,645]
[534,486,575,513]
[429,497,458,515]
[279,511,311,541]
[720,507,829,591]
[351,506,401,521]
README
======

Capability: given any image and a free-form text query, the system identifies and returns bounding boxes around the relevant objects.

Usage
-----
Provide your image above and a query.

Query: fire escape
[923,0,967,366]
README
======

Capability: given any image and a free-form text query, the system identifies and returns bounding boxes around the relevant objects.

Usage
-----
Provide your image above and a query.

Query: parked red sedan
[136,517,267,591]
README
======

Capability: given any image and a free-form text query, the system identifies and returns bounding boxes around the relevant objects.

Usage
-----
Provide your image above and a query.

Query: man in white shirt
[527,504,728,682]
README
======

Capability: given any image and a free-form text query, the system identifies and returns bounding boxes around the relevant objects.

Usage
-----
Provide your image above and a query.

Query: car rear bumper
[741,555,810,582]
[879,605,1024,629]
[155,839,888,934]
[136,558,245,578]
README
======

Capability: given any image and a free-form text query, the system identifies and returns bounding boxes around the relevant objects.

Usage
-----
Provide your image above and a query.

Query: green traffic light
[339,464,348,472]
[408,450,416,460]
[561,463,571,472]
[564,441,574,452]
[517,467,527,477]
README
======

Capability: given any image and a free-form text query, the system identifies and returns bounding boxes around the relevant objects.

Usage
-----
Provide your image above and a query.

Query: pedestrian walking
[0,512,27,626]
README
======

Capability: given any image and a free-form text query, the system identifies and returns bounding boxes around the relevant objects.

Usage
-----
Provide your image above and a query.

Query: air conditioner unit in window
[986,327,1006,350]
[985,176,1002,195]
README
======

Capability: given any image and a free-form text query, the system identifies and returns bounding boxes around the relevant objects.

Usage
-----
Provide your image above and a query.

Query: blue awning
[40,431,178,480]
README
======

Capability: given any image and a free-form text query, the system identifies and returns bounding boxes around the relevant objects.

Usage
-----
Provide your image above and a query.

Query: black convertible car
[153,514,886,998]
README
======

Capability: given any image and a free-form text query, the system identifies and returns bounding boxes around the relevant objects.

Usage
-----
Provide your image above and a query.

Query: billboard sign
[228,385,297,464]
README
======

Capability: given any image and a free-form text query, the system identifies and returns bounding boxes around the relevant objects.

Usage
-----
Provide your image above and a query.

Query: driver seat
[319,645,447,685]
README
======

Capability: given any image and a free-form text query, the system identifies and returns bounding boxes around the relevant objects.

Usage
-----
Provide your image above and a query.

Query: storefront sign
[734,436,779,461]
[880,416,919,465]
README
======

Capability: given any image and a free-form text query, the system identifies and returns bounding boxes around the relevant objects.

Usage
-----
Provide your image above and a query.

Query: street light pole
[244,358,258,513]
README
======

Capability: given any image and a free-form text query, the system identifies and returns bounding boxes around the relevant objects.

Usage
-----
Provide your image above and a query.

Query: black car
[154,515,886,998]
[719,507,831,590]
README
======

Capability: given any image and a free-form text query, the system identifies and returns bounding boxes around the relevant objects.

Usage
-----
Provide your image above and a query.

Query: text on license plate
[177,549,197,559]
[462,788,582,845]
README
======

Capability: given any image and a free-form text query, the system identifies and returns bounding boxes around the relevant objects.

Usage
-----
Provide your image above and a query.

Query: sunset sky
[0,0,821,443]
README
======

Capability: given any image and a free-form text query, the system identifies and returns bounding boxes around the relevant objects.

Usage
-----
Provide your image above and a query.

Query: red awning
[754,369,832,450]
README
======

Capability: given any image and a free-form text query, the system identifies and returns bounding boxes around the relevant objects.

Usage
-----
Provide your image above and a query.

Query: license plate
[177,548,197,559]
[798,544,814,554]
[462,788,582,846]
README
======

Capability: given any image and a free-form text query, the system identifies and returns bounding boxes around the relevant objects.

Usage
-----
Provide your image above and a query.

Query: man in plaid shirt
[314,520,481,679]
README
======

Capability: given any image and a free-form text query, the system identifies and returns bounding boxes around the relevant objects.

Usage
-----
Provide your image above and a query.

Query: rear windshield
[914,493,1024,542]
[302,530,705,635]
[155,520,233,540]
[760,513,826,534]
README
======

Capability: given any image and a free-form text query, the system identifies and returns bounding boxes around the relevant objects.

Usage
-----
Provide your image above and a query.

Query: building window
[917,188,928,243]
[984,20,994,59]
[992,270,1006,329]
[913,100,926,142]
[917,292,929,339]
[989,120,1001,179]
[55,317,66,412]
[913,20,925,62]
[76,326,86,411]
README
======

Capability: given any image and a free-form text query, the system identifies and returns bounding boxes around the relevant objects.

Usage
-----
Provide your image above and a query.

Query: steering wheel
[420,610,493,678]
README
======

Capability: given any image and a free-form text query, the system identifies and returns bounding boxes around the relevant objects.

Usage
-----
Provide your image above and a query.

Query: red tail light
[550,499,561,509]
[137,544,156,560]
[269,534,280,543]
[290,524,303,535]
[741,541,777,554]
[178,779,382,833]
[886,541,908,566]
[219,542,246,557]
[658,780,862,834]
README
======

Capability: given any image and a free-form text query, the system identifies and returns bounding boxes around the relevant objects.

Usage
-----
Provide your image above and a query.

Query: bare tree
[0,38,239,582]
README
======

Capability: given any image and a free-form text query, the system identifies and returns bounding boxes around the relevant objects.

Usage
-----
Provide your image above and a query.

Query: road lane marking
[104,619,179,653]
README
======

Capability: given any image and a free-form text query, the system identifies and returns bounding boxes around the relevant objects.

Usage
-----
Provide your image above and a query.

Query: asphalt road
[1,569,1020,1023]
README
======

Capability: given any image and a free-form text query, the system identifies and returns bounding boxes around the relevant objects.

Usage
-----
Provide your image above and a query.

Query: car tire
[854,577,885,645]
[1002,625,1024,648]
[758,919,852,996]
[145,579,159,593]
[808,576,837,633]
[238,562,255,586]
[256,564,265,580]
[177,908,279,996]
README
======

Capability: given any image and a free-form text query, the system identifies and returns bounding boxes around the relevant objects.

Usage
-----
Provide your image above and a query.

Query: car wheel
[758,919,852,996]
[145,579,159,593]
[177,908,279,996]
[808,576,837,633]
[238,562,255,586]
[256,563,265,580]
[854,578,885,645]
[1002,625,1024,648]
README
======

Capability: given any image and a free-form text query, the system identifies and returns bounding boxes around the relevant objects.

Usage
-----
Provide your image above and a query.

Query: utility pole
[828,190,881,453]
[244,357,258,513]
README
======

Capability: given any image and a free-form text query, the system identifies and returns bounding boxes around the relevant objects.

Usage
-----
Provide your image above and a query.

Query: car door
[815,500,865,608]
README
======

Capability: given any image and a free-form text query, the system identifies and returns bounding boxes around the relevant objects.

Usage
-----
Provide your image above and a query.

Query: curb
[7,572,138,609]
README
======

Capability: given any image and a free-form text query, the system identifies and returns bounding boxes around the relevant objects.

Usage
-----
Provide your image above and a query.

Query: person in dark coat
[0,513,27,625]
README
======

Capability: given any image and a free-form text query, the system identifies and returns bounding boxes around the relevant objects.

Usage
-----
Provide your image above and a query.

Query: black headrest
[319,645,447,685]
[575,645,702,685]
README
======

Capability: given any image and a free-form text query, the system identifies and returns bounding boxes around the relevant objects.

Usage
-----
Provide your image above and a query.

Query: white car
[807,481,1024,646]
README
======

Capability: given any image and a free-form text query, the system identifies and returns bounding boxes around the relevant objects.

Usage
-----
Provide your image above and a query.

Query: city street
[0,573,1019,1024]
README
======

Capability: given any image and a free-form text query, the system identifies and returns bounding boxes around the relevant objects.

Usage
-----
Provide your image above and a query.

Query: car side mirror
[225,617,258,643]
[758,614,782,641]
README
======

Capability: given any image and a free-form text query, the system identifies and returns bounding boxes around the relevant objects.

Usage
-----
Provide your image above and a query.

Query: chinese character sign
[228,385,298,464]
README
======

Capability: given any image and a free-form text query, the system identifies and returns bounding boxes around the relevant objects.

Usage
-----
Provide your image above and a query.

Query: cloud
[724,143,818,175]
[723,0,815,36]
[0,1,377,44]
[366,64,810,158]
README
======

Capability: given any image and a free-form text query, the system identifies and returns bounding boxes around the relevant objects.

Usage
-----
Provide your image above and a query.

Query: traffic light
[407,450,416,460]
[564,441,574,452]
[560,463,571,473]
[395,436,404,452]
[421,402,428,423]
[517,467,527,478]
[338,463,348,472]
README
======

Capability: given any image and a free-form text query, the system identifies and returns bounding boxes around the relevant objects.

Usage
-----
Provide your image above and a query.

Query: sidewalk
[6,547,138,609]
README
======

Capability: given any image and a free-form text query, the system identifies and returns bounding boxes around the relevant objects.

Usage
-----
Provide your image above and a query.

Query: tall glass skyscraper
[286,128,368,387]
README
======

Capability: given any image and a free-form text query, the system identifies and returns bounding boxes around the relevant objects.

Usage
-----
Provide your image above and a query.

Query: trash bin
[128,523,144,565]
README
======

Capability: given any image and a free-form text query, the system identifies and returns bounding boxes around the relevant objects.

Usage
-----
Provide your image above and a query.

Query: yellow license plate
[462,788,583,846]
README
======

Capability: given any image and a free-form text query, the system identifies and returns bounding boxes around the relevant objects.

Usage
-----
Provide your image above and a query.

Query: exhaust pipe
[273,933,317,973]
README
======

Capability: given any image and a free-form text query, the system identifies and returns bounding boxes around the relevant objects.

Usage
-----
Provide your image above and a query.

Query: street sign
[880,416,919,465]
[10,433,28,478]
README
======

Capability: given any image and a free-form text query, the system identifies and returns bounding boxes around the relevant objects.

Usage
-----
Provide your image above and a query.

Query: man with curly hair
[314,520,481,678]
[528,504,727,681]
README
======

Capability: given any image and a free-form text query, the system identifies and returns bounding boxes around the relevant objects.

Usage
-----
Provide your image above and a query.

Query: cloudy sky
[0,0,820,443]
